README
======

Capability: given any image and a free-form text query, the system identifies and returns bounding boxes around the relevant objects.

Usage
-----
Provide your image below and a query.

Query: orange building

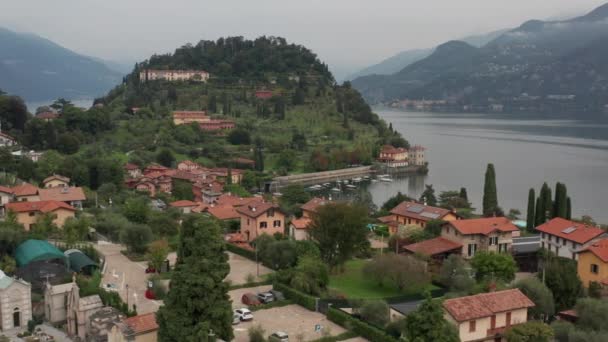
[576,238,608,289]
[236,201,285,242]
[377,145,408,167]
[5,200,76,230]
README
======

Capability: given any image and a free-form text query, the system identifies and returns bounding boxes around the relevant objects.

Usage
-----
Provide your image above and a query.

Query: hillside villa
[289,197,331,240]
[376,144,426,167]
[536,217,606,260]
[172,111,235,131]
[441,217,519,259]
[443,289,535,342]
[236,201,285,242]
[11,183,40,202]
[39,186,87,209]
[139,69,209,82]
[5,200,76,230]
[42,174,70,188]
[576,238,608,290]
[388,201,458,229]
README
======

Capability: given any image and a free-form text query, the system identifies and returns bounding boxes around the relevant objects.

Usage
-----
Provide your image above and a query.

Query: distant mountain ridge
[346,28,508,80]
[0,27,124,102]
[351,2,608,114]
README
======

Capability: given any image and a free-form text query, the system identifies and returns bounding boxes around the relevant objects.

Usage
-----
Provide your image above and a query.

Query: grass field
[328,259,438,299]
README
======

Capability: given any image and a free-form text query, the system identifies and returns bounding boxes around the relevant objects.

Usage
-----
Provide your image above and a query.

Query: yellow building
[42,174,70,188]
[11,183,40,202]
[236,201,286,242]
[577,238,608,288]
[5,200,76,231]
[389,201,458,229]
[172,111,210,125]
[443,289,535,342]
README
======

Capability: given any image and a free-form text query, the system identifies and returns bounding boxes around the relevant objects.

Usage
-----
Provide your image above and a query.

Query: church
[0,270,32,332]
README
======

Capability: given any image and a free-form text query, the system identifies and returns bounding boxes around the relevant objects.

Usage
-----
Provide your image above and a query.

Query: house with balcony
[236,201,285,242]
[443,289,535,342]
[441,217,519,259]
[536,218,606,260]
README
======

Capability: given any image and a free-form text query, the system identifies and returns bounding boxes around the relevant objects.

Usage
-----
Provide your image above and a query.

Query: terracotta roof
[536,217,604,244]
[404,237,462,256]
[390,201,452,222]
[191,203,210,213]
[0,186,13,194]
[578,238,608,262]
[166,169,198,181]
[169,200,198,208]
[178,160,200,167]
[36,112,60,120]
[172,110,208,119]
[124,163,140,170]
[39,187,86,202]
[449,217,519,236]
[42,174,70,184]
[443,289,534,322]
[206,205,240,220]
[6,200,76,213]
[291,217,312,230]
[377,215,397,224]
[301,197,329,213]
[380,145,407,154]
[124,312,158,335]
[11,183,39,197]
[235,201,280,218]
[225,233,248,244]
[215,194,257,207]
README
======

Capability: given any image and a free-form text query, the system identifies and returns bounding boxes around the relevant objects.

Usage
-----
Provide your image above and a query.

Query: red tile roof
[536,217,605,244]
[5,200,76,213]
[124,163,140,170]
[291,217,312,230]
[448,217,519,236]
[235,201,280,218]
[0,186,13,194]
[390,201,452,222]
[11,183,39,197]
[172,111,208,119]
[404,237,462,256]
[301,197,329,213]
[579,238,608,262]
[169,200,198,208]
[380,145,407,155]
[36,112,60,120]
[443,289,535,322]
[39,187,86,202]
[206,205,240,220]
[215,194,257,207]
[124,312,158,335]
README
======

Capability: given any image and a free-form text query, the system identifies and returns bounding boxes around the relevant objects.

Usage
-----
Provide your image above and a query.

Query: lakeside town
[1,32,607,342]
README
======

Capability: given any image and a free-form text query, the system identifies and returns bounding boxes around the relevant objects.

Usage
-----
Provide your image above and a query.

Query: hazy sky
[2,0,606,77]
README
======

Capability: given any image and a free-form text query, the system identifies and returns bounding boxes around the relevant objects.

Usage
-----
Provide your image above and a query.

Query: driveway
[232,304,354,342]
[95,242,162,314]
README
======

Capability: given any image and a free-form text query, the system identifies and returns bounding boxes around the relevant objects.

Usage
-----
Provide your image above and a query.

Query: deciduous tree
[470,251,516,283]
[514,277,555,320]
[505,321,553,342]
[404,294,459,342]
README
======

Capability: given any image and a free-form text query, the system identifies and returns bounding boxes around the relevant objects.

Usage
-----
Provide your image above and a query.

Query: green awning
[65,249,97,273]
[14,239,66,267]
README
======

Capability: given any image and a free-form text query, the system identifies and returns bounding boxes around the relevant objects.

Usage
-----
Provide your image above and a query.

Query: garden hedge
[226,243,257,261]
[273,282,317,311]
[327,307,397,342]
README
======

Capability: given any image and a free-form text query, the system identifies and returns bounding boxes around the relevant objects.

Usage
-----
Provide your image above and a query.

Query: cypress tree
[543,186,553,222]
[460,187,468,201]
[526,188,535,231]
[535,197,544,227]
[156,216,233,341]
[554,183,568,219]
[566,197,572,220]
[482,163,498,217]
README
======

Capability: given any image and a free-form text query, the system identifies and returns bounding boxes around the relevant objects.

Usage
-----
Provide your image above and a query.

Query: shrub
[248,324,266,342]
[273,283,317,311]
[327,307,397,342]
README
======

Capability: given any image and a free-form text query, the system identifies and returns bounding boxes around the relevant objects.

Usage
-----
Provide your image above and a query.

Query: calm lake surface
[368,108,608,223]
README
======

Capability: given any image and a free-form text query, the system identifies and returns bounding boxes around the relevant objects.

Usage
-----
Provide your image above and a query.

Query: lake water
[367,108,608,223]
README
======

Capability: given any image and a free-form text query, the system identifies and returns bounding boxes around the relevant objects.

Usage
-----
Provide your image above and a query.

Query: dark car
[269,290,285,301]
[241,293,262,306]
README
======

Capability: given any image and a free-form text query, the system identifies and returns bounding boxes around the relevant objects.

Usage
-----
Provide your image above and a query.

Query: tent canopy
[14,239,66,267]
[65,249,97,273]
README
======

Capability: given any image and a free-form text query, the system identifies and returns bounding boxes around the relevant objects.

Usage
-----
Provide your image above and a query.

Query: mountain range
[352,2,608,113]
[0,27,124,102]
[346,29,508,81]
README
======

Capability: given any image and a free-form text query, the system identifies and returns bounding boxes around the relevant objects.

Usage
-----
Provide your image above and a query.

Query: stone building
[0,270,32,332]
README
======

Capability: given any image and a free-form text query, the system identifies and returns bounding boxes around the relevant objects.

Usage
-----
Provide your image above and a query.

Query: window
[260,222,267,229]
[267,209,275,217]
[563,239,567,246]
[591,264,599,274]
[499,243,508,253]
[469,320,476,332]
[506,312,512,326]
[28,212,35,217]
[467,244,477,257]
[489,237,498,246]
[541,242,545,249]
[490,315,496,329]
[273,220,281,228]
[572,253,576,260]
[541,233,545,239]
[247,219,250,225]
[549,235,552,242]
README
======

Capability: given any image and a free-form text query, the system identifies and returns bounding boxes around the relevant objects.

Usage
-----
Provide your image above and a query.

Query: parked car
[269,290,285,301]
[234,308,254,321]
[257,292,274,304]
[232,313,241,325]
[268,331,289,342]
[242,293,262,306]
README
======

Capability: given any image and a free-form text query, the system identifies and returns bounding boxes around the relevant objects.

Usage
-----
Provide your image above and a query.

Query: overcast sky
[2,0,606,77]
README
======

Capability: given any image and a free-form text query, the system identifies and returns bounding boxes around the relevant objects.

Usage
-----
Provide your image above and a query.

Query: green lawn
[328,259,438,299]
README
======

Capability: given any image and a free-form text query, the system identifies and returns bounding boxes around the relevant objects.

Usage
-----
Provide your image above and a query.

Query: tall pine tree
[553,182,568,219]
[566,197,572,220]
[459,187,468,201]
[482,164,498,217]
[526,188,535,231]
[535,197,544,226]
[156,216,233,341]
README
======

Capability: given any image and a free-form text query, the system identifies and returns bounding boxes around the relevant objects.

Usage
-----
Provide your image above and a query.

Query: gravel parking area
[232,304,351,342]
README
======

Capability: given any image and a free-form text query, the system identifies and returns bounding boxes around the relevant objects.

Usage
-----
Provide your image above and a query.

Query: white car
[234,308,254,321]
[269,331,289,342]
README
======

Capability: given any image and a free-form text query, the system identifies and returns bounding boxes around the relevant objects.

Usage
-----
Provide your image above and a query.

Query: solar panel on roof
[562,227,577,234]
[420,212,441,219]
[407,205,425,213]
